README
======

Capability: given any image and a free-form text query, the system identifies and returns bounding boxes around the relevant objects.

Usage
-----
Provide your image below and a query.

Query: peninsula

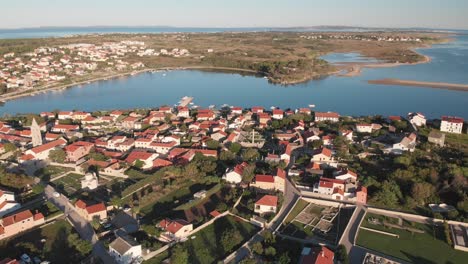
[0,31,449,102]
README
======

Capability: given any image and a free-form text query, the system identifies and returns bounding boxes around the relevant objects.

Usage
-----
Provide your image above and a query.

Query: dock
[179,96,194,107]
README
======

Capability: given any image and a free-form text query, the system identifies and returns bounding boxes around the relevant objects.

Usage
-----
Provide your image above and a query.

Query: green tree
[206,139,220,150]
[252,242,264,255]
[241,164,256,182]
[411,182,435,205]
[371,181,403,208]
[264,246,276,257]
[242,148,259,162]
[134,159,145,169]
[48,149,66,163]
[278,253,291,264]
[3,142,17,153]
[221,229,243,253]
[141,224,161,237]
[229,143,242,154]
[336,244,349,264]
[171,245,189,264]
[220,150,236,162]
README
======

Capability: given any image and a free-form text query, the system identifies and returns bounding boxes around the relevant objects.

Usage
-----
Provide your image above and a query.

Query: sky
[2,0,468,29]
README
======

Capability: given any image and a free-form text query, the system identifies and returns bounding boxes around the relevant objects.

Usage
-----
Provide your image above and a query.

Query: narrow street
[44,185,116,264]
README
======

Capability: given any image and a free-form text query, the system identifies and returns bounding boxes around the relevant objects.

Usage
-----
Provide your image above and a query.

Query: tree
[336,244,349,264]
[171,245,189,264]
[3,142,17,153]
[134,159,145,169]
[411,182,435,205]
[371,181,403,208]
[252,242,264,255]
[48,149,66,163]
[68,233,92,256]
[141,224,161,237]
[229,142,242,154]
[206,139,220,150]
[264,246,276,257]
[221,229,243,253]
[220,150,236,162]
[242,148,259,162]
[278,253,291,264]
[242,163,256,182]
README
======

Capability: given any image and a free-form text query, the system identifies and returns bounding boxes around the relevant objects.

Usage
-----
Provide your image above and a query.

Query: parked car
[20,254,32,263]
[53,192,60,198]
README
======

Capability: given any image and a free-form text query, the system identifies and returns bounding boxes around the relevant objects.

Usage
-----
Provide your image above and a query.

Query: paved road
[44,185,116,264]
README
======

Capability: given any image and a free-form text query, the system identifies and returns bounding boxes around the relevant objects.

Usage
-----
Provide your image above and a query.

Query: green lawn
[0,220,89,263]
[357,214,468,263]
[52,173,84,196]
[172,215,259,264]
[34,165,73,181]
[283,199,308,224]
[143,250,169,264]
[174,183,222,211]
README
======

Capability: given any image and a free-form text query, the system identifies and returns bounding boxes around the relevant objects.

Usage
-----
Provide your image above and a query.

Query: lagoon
[0,33,467,119]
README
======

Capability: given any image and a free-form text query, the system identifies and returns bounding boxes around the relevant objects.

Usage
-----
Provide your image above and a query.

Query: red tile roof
[442,116,464,123]
[255,175,275,183]
[29,138,67,154]
[315,112,339,118]
[159,218,190,234]
[1,210,34,226]
[86,203,106,214]
[125,151,154,163]
[255,195,278,207]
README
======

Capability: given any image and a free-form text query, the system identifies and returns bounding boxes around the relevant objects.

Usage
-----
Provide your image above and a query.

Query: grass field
[0,220,88,263]
[283,199,309,224]
[34,165,73,181]
[171,215,259,264]
[52,173,84,196]
[357,213,468,263]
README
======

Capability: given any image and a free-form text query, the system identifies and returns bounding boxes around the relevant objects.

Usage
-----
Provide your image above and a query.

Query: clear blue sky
[2,0,468,29]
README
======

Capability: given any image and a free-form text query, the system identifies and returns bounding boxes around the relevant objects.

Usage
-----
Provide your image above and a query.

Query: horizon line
[0,24,466,31]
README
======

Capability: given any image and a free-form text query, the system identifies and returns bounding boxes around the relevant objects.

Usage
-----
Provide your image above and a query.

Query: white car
[53,192,60,198]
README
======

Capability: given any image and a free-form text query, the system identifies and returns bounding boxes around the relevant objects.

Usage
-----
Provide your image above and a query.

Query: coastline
[334,54,432,77]
[367,78,468,92]
[0,66,260,103]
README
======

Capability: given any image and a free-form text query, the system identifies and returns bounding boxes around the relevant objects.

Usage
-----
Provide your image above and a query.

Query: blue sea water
[0,28,466,119]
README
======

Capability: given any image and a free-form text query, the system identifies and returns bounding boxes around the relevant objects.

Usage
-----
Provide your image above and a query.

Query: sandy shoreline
[334,54,432,77]
[368,78,468,92]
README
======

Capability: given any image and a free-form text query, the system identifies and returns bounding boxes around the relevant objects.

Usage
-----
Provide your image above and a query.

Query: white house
[314,177,346,195]
[254,195,278,214]
[0,189,21,217]
[391,133,417,153]
[315,112,339,122]
[311,147,333,163]
[440,116,464,134]
[158,218,193,241]
[223,162,248,184]
[109,235,142,264]
[24,138,67,160]
[408,112,426,127]
[356,124,373,133]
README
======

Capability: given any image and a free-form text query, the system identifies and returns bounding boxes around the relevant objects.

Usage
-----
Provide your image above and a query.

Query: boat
[162,73,166,77]
[263,76,268,79]
[270,106,276,110]
[209,105,215,109]
[308,104,316,108]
